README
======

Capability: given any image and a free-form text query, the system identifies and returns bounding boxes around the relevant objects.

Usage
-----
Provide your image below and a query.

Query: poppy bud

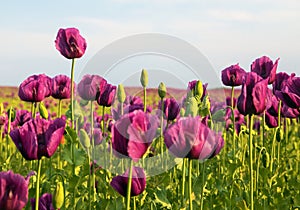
[158,82,167,99]
[53,181,64,209]
[117,84,126,103]
[180,108,185,117]
[7,107,16,122]
[140,69,148,88]
[185,97,198,117]
[79,128,90,149]
[39,102,49,119]
[195,80,204,99]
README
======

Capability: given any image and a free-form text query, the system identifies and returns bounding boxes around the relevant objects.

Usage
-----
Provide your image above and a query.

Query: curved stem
[70,58,76,129]
[188,159,193,210]
[126,160,133,210]
[35,158,42,210]
[249,115,254,210]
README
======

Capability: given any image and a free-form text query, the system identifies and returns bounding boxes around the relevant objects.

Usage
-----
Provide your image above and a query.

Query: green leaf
[153,189,171,209]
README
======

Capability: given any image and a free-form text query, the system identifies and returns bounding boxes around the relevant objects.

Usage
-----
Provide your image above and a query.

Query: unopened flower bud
[39,102,48,119]
[79,129,90,149]
[195,80,204,99]
[7,107,16,122]
[53,181,64,209]
[140,69,148,88]
[158,82,167,99]
[185,97,198,117]
[117,84,126,103]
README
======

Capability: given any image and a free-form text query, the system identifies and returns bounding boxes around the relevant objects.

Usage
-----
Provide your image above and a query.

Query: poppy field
[1,27,300,210]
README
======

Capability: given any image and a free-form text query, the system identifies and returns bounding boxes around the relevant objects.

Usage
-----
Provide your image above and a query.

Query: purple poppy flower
[237,72,269,116]
[251,56,279,84]
[77,74,107,101]
[265,112,278,128]
[10,117,66,160]
[97,83,116,107]
[272,72,295,94]
[221,64,246,86]
[112,110,159,161]
[275,75,300,109]
[110,166,146,197]
[159,98,180,121]
[164,116,224,160]
[51,74,72,99]
[281,104,300,118]
[31,193,54,210]
[11,110,32,128]
[55,27,87,59]
[18,74,52,102]
[0,170,32,210]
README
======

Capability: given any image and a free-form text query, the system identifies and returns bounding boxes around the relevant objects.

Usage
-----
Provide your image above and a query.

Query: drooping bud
[185,97,198,117]
[39,102,49,119]
[140,69,148,88]
[53,181,64,209]
[79,128,91,149]
[195,80,204,99]
[7,107,16,122]
[117,84,126,103]
[158,82,167,99]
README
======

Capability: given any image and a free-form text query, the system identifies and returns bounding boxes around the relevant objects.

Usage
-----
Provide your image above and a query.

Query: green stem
[70,58,76,129]
[262,111,266,147]
[126,160,133,210]
[200,162,206,210]
[160,98,164,161]
[88,149,91,210]
[249,115,254,210]
[120,102,124,116]
[90,101,96,201]
[181,158,186,205]
[58,99,62,118]
[231,86,236,158]
[188,159,193,210]
[35,158,42,210]
[143,87,147,112]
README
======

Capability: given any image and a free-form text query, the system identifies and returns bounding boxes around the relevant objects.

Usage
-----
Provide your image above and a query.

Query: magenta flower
[18,74,52,102]
[30,193,54,210]
[281,104,300,118]
[221,64,246,86]
[10,117,66,160]
[159,98,180,121]
[110,166,146,197]
[272,72,295,94]
[164,116,224,160]
[0,170,32,210]
[237,72,269,116]
[55,27,87,59]
[275,75,300,109]
[265,112,278,128]
[251,56,279,84]
[97,83,116,107]
[51,74,72,99]
[77,74,107,101]
[112,110,159,161]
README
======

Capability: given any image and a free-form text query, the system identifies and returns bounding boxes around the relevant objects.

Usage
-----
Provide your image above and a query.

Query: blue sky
[1,0,299,88]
